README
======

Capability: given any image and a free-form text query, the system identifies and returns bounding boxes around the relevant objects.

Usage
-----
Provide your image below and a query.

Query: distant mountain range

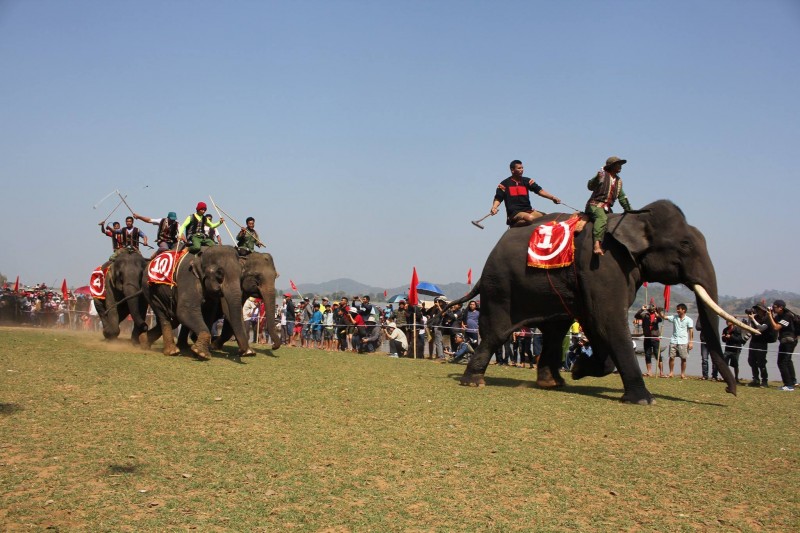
[279,278,800,311]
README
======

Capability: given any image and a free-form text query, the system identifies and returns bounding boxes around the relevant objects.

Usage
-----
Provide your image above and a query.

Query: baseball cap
[167,212,177,220]
[605,156,627,167]
[773,299,786,308]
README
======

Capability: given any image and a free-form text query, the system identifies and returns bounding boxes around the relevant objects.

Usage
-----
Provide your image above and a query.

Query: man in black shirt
[634,305,663,377]
[490,160,561,226]
[766,299,797,391]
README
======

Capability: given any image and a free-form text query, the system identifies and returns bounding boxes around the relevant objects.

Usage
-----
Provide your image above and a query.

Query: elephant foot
[211,340,224,351]
[138,332,152,349]
[240,348,256,357]
[536,366,565,389]
[191,332,212,361]
[271,343,281,351]
[163,346,181,356]
[460,373,486,387]
[620,390,655,405]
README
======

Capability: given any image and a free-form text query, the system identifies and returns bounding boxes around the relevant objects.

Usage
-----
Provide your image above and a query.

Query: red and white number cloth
[527,216,582,269]
[89,266,108,299]
[147,250,189,286]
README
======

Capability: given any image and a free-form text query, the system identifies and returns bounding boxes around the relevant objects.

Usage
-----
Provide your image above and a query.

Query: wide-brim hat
[604,156,627,168]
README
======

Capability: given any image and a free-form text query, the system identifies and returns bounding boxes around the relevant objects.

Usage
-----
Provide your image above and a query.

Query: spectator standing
[516,327,534,368]
[721,320,745,382]
[694,317,716,380]
[310,303,324,349]
[635,305,663,377]
[658,303,694,379]
[283,294,295,347]
[746,305,773,387]
[323,303,335,350]
[462,301,480,347]
[335,297,350,351]
[766,300,797,391]
[300,298,313,347]
[428,298,446,361]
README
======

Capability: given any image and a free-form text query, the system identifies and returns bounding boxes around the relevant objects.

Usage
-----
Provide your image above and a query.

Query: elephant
[446,200,756,404]
[92,248,155,344]
[142,245,253,360]
[211,251,283,351]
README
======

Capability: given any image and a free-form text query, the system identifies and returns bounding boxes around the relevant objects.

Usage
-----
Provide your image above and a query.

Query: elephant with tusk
[444,200,754,404]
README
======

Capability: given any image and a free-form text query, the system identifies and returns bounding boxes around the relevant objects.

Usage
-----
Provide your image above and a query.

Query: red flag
[642,281,648,287]
[13,276,19,293]
[409,267,419,306]
[383,290,387,298]
[290,279,298,291]
[663,285,671,311]
[467,268,472,285]
[61,279,68,301]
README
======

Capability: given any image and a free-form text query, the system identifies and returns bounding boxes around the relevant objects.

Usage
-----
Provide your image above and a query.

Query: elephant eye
[679,240,692,252]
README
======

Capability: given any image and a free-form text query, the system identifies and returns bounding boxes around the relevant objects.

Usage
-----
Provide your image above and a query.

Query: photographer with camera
[745,304,776,387]
[766,300,797,391]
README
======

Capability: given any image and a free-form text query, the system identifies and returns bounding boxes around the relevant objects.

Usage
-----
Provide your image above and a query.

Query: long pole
[213,202,265,247]
[413,312,417,359]
[117,191,136,216]
[100,196,126,226]
[208,195,237,245]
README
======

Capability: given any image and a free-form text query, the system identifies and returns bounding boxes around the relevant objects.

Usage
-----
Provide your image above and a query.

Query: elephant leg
[461,328,511,387]
[191,331,212,360]
[103,302,122,340]
[583,320,654,405]
[536,321,571,388]
[158,315,180,356]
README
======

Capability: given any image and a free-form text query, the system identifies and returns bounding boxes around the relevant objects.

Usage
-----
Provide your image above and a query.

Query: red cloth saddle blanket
[89,265,109,299]
[527,215,586,269]
[147,250,189,286]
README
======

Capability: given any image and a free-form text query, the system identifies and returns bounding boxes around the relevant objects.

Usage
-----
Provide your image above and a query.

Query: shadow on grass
[107,463,140,474]
[0,402,23,416]
[445,374,727,406]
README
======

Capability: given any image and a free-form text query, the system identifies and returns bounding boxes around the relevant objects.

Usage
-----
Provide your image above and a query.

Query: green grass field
[1,327,798,531]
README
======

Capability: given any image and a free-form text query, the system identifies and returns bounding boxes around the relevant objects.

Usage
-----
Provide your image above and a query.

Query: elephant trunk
[220,289,251,356]
[259,282,281,350]
[692,283,738,396]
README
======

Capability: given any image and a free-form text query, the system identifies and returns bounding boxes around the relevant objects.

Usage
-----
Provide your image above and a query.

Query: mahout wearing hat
[196,201,207,211]
[604,156,627,168]
[168,211,177,220]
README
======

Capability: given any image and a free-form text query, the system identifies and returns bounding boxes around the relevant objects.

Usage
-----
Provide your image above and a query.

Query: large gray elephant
[447,200,756,404]
[211,251,282,351]
[142,245,252,359]
[92,248,155,344]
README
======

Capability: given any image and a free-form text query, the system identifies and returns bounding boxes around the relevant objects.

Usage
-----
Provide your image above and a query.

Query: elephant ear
[606,209,651,256]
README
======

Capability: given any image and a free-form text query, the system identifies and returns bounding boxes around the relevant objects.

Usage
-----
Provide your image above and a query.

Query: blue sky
[1,0,798,296]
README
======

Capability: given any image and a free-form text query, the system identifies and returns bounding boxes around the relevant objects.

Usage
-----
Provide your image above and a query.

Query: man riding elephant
[490,159,562,227]
[179,202,224,254]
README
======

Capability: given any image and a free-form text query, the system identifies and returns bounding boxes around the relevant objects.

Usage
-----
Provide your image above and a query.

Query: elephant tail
[100,289,144,316]
[441,278,481,313]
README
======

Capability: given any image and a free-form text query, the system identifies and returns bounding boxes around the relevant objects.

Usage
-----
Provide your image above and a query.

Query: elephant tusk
[693,284,760,335]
